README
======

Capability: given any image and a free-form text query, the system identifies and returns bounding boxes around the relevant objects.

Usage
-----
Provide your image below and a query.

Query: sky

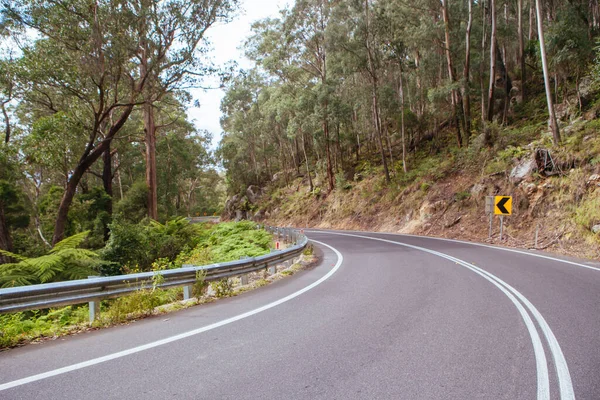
[187,0,293,149]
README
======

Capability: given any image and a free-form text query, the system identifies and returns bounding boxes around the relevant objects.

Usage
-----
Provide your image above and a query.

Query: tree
[3,0,146,244]
[535,0,560,144]
[129,0,238,220]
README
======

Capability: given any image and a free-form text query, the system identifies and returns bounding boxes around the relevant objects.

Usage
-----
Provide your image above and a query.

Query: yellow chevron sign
[494,196,512,215]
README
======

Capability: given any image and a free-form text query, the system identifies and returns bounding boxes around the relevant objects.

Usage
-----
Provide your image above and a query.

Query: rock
[592,224,600,235]
[445,215,462,228]
[510,158,536,184]
[470,183,486,197]
[235,209,246,221]
[522,182,537,196]
[578,76,595,103]
[587,174,600,186]
[246,185,263,204]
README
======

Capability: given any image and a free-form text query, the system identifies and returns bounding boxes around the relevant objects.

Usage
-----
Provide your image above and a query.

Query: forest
[218,0,600,258]
[0,0,234,282]
[220,0,598,193]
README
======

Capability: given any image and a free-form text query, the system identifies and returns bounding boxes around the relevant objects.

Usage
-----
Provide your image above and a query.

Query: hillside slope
[245,108,600,260]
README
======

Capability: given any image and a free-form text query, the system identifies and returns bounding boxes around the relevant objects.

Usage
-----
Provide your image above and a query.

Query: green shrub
[114,181,148,223]
[211,278,233,298]
[102,217,201,272]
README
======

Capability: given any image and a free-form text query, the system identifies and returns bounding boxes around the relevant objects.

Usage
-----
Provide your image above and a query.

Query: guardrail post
[183,285,194,300]
[88,276,100,323]
[239,256,250,285]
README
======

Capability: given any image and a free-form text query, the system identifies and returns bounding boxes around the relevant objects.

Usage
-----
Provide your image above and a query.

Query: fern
[0,232,99,288]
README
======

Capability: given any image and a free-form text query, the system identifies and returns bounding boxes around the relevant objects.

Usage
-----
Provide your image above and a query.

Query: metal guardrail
[0,227,306,320]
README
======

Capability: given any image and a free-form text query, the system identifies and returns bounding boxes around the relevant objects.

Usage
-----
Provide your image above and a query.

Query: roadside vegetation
[0,221,279,349]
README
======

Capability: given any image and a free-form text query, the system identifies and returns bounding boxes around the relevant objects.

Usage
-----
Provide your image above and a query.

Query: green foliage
[184,221,271,266]
[0,231,98,288]
[454,191,471,202]
[335,172,352,191]
[0,306,89,348]
[103,288,179,324]
[211,278,234,298]
[574,193,600,231]
[102,217,201,272]
[497,146,529,162]
[0,180,30,230]
[114,181,149,224]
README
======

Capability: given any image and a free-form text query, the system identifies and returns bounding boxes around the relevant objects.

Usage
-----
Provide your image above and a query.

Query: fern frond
[50,231,90,253]
[27,254,63,283]
[59,264,95,281]
[0,249,29,262]
[0,275,35,288]
[55,248,98,261]
[0,263,36,288]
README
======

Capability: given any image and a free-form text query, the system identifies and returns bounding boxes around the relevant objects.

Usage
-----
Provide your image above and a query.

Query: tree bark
[1,103,10,144]
[463,0,473,143]
[442,0,463,147]
[144,102,158,220]
[399,67,408,173]
[535,0,561,144]
[518,0,526,102]
[481,0,488,123]
[301,131,313,192]
[365,0,390,182]
[487,0,497,123]
[0,202,13,264]
[102,146,113,241]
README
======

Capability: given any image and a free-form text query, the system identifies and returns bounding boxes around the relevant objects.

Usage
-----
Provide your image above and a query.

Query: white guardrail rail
[0,226,307,321]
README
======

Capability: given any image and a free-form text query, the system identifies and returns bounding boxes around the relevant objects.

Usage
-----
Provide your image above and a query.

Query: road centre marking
[0,240,343,392]
[311,231,575,400]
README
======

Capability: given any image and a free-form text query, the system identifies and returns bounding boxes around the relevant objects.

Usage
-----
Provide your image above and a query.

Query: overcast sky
[187,0,292,149]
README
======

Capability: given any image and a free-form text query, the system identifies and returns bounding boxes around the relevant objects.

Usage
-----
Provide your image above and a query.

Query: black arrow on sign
[496,197,510,214]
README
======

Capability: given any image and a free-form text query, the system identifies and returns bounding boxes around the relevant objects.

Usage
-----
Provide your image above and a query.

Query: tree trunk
[518,0,526,102]
[144,102,158,220]
[463,0,473,143]
[442,0,463,147]
[535,0,561,144]
[399,67,408,173]
[502,3,510,124]
[529,0,535,41]
[373,87,391,182]
[481,0,488,123]
[1,103,10,144]
[0,203,13,264]
[487,0,497,123]
[102,146,113,242]
[365,0,390,182]
[52,105,133,244]
[301,132,313,192]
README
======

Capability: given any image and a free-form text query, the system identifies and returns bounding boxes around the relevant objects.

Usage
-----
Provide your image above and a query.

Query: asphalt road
[1,230,599,399]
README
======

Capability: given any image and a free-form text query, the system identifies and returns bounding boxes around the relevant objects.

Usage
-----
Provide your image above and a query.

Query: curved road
[1,230,599,399]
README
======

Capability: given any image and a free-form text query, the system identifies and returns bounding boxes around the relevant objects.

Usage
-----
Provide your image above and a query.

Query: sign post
[494,196,512,241]
[485,196,494,238]
[486,196,512,240]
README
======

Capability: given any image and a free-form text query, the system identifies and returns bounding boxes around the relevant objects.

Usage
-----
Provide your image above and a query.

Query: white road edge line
[0,239,344,392]
[314,231,558,400]
[368,230,599,273]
